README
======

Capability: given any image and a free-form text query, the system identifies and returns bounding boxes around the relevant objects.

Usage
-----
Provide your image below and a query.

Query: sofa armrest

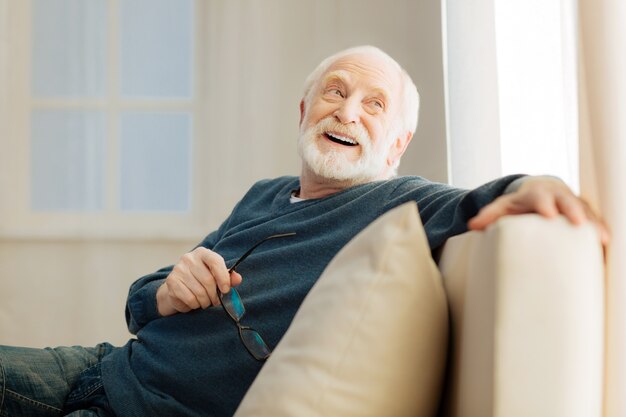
[438,214,604,417]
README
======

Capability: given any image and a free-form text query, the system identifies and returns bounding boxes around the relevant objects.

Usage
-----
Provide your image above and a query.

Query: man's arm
[125,248,242,334]
[124,229,238,334]
[468,176,610,246]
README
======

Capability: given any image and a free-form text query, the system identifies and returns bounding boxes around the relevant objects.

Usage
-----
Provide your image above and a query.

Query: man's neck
[298,168,368,199]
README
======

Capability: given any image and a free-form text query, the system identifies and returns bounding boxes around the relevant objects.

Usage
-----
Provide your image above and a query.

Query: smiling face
[298,51,409,186]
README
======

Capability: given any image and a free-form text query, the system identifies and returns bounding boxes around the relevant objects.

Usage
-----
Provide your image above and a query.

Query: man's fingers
[555,194,587,225]
[180,254,215,309]
[532,194,559,219]
[556,196,610,247]
[469,192,558,230]
[580,201,611,246]
[167,277,202,311]
[199,250,232,295]
[470,178,610,251]
[188,256,227,307]
[230,271,243,287]
[166,247,230,311]
[160,246,246,315]
[468,197,509,230]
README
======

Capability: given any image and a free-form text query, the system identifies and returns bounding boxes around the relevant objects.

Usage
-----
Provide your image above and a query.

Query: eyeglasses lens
[240,328,271,360]
[221,288,246,320]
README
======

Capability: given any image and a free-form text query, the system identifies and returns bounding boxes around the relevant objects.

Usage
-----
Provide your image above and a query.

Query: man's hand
[468,176,610,246]
[157,247,243,317]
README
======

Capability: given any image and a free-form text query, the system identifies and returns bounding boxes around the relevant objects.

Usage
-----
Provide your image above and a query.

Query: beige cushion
[234,202,448,417]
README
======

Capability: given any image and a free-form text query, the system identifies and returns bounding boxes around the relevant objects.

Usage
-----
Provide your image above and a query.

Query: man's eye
[327,88,343,97]
[369,100,384,110]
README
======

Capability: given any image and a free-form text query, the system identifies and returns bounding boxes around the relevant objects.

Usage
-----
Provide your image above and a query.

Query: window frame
[0,0,213,240]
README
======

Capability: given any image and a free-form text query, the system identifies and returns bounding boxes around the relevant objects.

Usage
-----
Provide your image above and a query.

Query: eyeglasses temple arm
[228,232,296,273]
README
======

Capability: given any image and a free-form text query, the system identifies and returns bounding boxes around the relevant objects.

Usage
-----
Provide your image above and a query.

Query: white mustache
[313,117,371,147]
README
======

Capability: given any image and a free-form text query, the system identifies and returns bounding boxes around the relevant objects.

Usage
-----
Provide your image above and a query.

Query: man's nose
[333,98,360,124]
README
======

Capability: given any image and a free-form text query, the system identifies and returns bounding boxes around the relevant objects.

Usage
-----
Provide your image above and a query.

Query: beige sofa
[235,205,605,417]
[438,214,604,417]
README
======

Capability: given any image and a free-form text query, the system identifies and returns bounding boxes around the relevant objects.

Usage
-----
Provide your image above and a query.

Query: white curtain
[444,0,579,191]
[578,1,626,416]
[446,0,625,415]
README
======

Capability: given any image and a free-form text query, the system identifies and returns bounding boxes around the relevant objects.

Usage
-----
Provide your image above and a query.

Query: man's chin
[298,138,385,185]
[306,162,380,185]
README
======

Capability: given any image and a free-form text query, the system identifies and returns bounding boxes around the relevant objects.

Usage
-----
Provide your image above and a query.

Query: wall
[0,240,191,347]
[0,0,446,347]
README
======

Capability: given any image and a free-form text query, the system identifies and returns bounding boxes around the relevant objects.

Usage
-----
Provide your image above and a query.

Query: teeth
[327,132,357,145]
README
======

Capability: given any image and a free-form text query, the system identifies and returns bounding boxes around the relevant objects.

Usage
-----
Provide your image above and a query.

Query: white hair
[302,46,420,138]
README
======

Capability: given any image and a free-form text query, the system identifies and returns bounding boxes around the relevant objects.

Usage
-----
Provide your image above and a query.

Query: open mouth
[323,132,359,147]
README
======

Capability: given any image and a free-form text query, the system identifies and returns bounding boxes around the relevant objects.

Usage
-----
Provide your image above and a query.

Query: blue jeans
[0,343,116,417]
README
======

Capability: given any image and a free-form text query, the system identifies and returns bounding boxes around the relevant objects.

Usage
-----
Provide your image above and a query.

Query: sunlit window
[494,0,579,192]
[444,0,579,192]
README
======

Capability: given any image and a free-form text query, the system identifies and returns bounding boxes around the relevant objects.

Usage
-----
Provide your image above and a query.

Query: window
[443,0,579,192]
[1,0,208,239]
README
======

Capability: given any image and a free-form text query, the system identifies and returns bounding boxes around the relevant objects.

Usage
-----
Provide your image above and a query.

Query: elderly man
[0,46,606,417]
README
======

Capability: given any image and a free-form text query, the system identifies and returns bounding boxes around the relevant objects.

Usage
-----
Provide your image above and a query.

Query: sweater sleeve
[388,174,526,250]
[124,266,173,335]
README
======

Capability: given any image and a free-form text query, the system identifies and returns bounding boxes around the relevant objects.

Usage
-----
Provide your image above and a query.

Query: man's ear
[299,99,305,127]
[387,131,413,167]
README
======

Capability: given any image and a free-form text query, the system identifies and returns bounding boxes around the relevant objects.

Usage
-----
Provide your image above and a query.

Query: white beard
[297,117,388,185]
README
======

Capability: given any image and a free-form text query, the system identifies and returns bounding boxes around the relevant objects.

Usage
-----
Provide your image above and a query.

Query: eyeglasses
[218,232,296,361]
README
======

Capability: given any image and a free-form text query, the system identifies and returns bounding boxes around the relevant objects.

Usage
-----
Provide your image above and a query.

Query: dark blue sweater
[101,175,521,417]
